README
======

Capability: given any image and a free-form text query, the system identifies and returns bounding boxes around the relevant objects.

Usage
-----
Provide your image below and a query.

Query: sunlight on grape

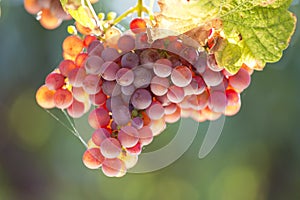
[9,90,54,149]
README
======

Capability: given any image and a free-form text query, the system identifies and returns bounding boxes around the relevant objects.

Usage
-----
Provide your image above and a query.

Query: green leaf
[60,0,98,31]
[156,0,296,71]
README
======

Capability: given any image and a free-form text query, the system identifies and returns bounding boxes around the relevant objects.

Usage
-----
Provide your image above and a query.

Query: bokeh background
[0,0,300,199]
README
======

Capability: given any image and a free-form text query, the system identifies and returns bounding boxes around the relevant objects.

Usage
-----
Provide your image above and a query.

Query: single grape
[87,40,104,56]
[225,100,241,116]
[102,158,126,177]
[167,85,185,103]
[72,87,89,102]
[180,47,199,64]
[121,84,136,96]
[164,103,178,115]
[133,67,153,88]
[85,56,104,75]
[39,8,62,30]
[202,68,224,87]
[24,0,41,15]
[228,68,251,92]
[102,81,121,96]
[171,65,193,87]
[131,88,152,110]
[150,76,170,96]
[45,73,65,90]
[100,61,120,81]
[194,52,207,74]
[167,40,184,54]
[59,60,77,77]
[92,128,111,146]
[121,52,140,68]
[156,94,171,106]
[89,90,107,106]
[149,118,167,136]
[164,105,181,123]
[138,126,153,146]
[53,88,73,109]
[226,89,240,106]
[100,138,122,159]
[118,126,139,148]
[146,101,165,120]
[130,18,147,34]
[101,48,120,62]
[82,74,102,95]
[75,53,88,68]
[82,148,105,169]
[104,27,122,49]
[139,49,160,68]
[153,59,173,78]
[68,67,86,87]
[36,85,56,109]
[118,152,138,169]
[88,107,110,129]
[67,99,85,118]
[126,142,142,155]
[62,35,84,57]
[208,91,228,113]
[131,117,144,129]
[83,35,97,47]
[118,34,136,52]
[111,104,131,126]
[116,68,134,86]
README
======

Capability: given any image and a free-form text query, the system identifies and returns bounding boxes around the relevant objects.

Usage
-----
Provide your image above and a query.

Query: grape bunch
[24,0,99,29]
[35,18,252,177]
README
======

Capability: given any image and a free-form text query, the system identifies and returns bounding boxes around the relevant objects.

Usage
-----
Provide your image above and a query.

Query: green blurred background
[0,1,300,199]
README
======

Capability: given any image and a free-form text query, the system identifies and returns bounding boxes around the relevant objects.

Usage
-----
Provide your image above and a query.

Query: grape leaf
[60,0,101,34]
[155,0,296,72]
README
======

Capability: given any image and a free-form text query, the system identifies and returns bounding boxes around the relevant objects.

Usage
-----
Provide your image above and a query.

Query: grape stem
[61,109,88,149]
[109,0,151,28]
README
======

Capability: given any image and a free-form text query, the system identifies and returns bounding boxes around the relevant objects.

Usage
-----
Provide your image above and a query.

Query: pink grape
[156,94,171,106]
[149,118,167,136]
[85,55,104,75]
[150,76,170,96]
[118,34,135,52]
[45,73,65,90]
[226,89,240,106]
[82,74,102,94]
[228,68,251,92]
[88,107,110,129]
[101,47,120,61]
[171,66,193,87]
[126,142,142,155]
[89,90,107,106]
[202,68,224,87]
[139,49,160,68]
[112,104,131,126]
[92,128,111,146]
[208,91,228,113]
[131,88,152,110]
[167,85,185,103]
[131,117,144,129]
[118,152,138,169]
[100,138,122,159]
[67,99,85,118]
[102,158,126,177]
[183,76,206,95]
[180,47,199,64]
[153,59,172,78]
[138,126,153,146]
[118,126,139,148]
[121,52,139,68]
[59,60,77,76]
[121,84,136,96]
[87,40,104,56]
[207,53,223,72]
[82,148,105,169]
[100,61,120,81]
[102,81,121,96]
[116,68,135,86]
[68,67,86,87]
[72,87,89,102]
[133,67,153,88]
[164,103,177,115]
[194,52,207,74]
[53,88,73,109]
[146,101,165,120]
[167,40,184,53]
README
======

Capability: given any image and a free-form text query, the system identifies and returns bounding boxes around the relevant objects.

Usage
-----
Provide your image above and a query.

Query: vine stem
[137,0,143,17]
[61,109,88,149]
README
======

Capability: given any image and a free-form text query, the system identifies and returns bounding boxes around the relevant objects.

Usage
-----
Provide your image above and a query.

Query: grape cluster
[24,0,99,29]
[36,22,252,176]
